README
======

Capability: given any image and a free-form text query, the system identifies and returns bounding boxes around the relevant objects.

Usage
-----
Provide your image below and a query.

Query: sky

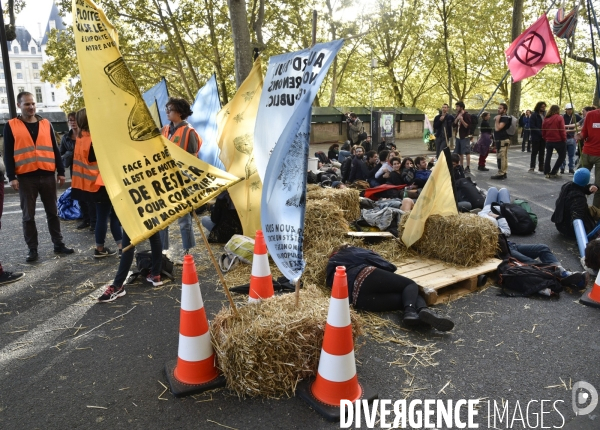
[15,0,63,40]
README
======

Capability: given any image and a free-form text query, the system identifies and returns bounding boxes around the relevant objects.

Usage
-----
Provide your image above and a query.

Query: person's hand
[10,179,18,191]
[591,185,598,193]
[57,176,66,187]
[489,212,499,219]
[575,132,582,140]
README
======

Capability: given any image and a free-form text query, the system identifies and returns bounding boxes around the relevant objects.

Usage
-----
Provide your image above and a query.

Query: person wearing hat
[551,168,600,238]
[561,103,581,175]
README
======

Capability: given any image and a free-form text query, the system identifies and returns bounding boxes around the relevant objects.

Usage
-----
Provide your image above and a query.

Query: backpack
[497,258,563,297]
[469,114,478,136]
[455,177,485,209]
[57,187,81,220]
[218,234,255,273]
[315,151,329,165]
[127,250,175,283]
[491,202,536,235]
[513,199,538,228]
[506,115,518,136]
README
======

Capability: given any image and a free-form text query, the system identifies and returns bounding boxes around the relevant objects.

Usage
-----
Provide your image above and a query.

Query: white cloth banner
[261,96,312,283]
[254,39,344,182]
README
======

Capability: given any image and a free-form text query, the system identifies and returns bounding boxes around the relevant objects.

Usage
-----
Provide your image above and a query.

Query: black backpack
[128,250,175,282]
[314,151,329,164]
[491,202,536,235]
[469,114,478,136]
[455,177,484,209]
[497,258,563,297]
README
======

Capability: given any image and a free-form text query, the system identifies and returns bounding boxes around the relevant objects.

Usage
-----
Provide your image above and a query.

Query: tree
[228,0,253,88]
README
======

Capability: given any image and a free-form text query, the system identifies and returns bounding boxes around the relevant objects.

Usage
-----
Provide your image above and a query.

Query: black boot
[418,308,455,331]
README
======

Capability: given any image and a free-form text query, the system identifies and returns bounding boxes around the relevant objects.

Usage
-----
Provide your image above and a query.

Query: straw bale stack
[398,213,498,266]
[306,187,361,222]
[211,286,362,398]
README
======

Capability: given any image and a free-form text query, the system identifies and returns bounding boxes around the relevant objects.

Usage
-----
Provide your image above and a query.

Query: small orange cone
[248,230,274,303]
[580,271,600,309]
[296,266,376,421]
[164,255,226,397]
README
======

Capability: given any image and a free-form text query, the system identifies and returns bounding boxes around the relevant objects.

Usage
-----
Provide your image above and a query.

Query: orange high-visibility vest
[71,131,100,193]
[9,118,56,175]
[161,124,201,156]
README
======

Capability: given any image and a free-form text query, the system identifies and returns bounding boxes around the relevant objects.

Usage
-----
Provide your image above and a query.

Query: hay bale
[211,286,362,398]
[303,199,350,286]
[398,213,498,266]
[307,187,361,222]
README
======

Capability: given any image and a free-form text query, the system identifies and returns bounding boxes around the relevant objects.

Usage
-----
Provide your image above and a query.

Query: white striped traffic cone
[248,230,274,303]
[296,266,376,421]
[164,255,226,397]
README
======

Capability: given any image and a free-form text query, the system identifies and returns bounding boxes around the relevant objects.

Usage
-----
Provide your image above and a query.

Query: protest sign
[73,0,240,246]
[254,39,344,182]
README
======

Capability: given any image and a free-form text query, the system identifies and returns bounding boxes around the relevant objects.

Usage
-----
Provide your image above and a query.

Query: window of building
[13,46,18,54]
[15,62,21,69]
[35,87,42,103]
[33,72,40,79]
[32,63,38,70]
[0,87,5,93]
[0,72,5,79]
[51,92,55,102]
[31,47,36,55]
[16,73,23,80]
[17,87,24,93]
[49,20,56,30]
[1,98,6,104]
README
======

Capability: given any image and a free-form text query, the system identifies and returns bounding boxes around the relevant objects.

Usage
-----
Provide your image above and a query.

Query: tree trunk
[508,0,523,118]
[204,0,229,104]
[441,0,453,105]
[228,0,253,88]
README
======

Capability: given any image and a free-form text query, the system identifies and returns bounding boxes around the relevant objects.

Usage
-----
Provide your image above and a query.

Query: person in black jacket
[348,146,369,183]
[326,245,454,330]
[529,101,547,172]
[551,168,600,237]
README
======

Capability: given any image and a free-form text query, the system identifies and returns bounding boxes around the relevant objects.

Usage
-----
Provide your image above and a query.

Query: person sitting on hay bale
[481,187,588,291]
[326,245,454,331]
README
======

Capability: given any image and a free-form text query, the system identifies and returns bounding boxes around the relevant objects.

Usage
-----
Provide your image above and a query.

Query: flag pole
[192,211,239,317]
[478,0,560,117]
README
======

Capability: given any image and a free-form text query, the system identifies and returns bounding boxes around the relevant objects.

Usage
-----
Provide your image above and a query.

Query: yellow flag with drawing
[401,151,458,248]
[217,59,263,238]
[72,0,240,246]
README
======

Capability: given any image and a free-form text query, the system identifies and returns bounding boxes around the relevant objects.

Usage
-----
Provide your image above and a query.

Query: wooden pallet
[347,231,395,238]
[395,257,500,305]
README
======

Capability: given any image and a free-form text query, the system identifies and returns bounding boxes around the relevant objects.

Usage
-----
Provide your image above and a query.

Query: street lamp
[0,0,16,118]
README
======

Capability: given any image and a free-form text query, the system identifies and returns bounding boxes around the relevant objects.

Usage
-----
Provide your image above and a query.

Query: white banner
[254,39,344,182]
[261,96,312,283]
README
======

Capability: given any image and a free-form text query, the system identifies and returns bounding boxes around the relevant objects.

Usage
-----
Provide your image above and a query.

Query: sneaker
[97,285,126,302]
[146,275,163,287]
[465,166,471,173]
[561,271,590,289]
[528,168,534,172]
[478,166,489,171]
[89,224,96,232]
[569,170,575,175]
[26,249,38,262]
[54,244,74,255]
[549,173,561,179]
[94,247,116,258]
[417,308,455,331]
[403,309,420,325]
[0,271,25,285]
[545,174,550,178]
[560,169,565,174]
[490,173,507,180]
[76,221,90,229]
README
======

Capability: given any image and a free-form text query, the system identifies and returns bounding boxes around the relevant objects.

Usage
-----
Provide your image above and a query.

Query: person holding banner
[71,108,122,258]
[3,92,74,262]
[160,97,202,257]
[326,245,454,331]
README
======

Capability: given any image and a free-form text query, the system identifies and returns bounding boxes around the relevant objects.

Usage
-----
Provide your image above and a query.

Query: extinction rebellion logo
[339,381,598,429]
[514,32,546,67]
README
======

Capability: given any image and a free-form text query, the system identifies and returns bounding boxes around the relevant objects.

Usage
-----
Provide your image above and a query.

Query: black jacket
[60,129,76,169]
[551,181,596,237]
[529,111,545,141]
[349,157,369,183]
[326,247,397,298]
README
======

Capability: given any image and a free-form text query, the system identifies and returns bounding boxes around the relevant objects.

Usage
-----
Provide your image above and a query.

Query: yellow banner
[217,59,264,238]
[73,0,240,246]
[401,152,458,248]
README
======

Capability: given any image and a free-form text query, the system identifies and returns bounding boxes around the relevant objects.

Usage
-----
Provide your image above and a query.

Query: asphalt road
[0,146,599,429]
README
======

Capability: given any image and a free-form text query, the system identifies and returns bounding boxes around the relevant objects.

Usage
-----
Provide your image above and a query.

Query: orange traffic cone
[296,266,376,421]
[248,230,274,303]
[580,270,600,309]
[164,255,226,397]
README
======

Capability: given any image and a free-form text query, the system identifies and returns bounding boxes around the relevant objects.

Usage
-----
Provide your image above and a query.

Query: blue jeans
[113,230,162,287]
[95,202,122,248]
[201,216,216,231]
[159,212,196,251]
[561,138,576,171]
[508,242,559,265]
[483,187,510,207]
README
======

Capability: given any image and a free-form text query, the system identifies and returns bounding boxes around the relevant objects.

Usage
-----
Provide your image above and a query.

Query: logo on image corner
[572,381,598,416]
